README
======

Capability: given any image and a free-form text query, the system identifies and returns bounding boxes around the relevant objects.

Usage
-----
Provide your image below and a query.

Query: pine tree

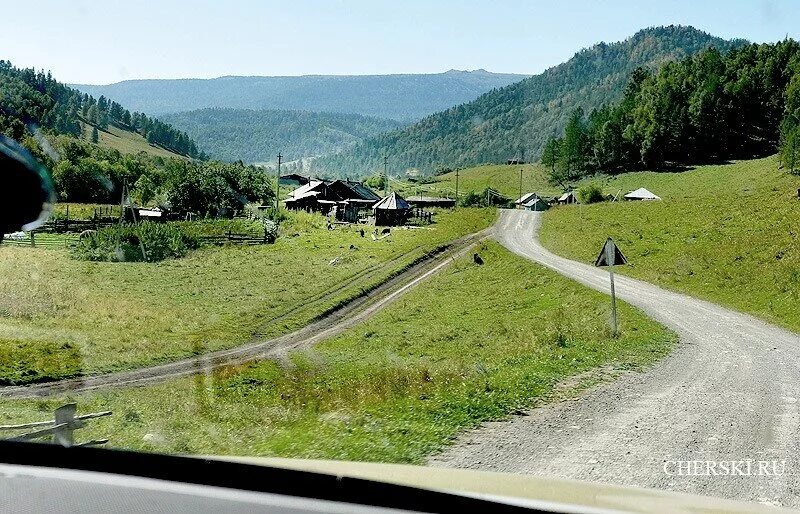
[91,126,99,144]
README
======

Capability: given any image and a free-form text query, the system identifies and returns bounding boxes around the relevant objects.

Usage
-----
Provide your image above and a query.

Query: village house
[283,179,381,222]
[515,192,549,211]
[406,196,456,209]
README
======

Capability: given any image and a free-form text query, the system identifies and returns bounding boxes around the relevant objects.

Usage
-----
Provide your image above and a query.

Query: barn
[283,179,380,221]
[406,196,456,209]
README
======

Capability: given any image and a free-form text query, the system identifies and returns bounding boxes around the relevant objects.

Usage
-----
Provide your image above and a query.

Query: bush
[73,222,200,262]
[578,183,605,204]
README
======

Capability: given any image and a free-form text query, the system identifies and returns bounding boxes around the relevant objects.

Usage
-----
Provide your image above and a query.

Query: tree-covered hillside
[315,26,744,176]
[0,60,204,158]
[73,70,528,122]
[542,39,800,184]
[161,108,405,164]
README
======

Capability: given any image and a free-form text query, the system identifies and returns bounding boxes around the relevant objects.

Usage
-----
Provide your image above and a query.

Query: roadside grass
[0,242,676,461]
[394,163,560,200]
[539,155,800,332]
[52,203,120,221]
[0,208,495,384]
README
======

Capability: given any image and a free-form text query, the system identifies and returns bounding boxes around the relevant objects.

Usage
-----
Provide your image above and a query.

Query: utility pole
[275,152,282,214]
[383,154,388,196]
[455,168,459,207]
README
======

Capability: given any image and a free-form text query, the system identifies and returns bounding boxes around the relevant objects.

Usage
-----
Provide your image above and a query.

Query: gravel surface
[431,209,800,509]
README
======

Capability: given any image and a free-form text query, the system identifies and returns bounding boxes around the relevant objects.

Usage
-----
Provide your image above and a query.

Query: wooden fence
[0,403,111,447]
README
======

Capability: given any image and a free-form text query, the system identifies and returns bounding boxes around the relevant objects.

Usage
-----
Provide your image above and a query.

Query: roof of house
[522,197,546,208]
[373,192,411,210]
[285,180,326,201]
[624,187,661,200]
[329,180,381,202]
[516,192,539,204]
[558,191,576,201]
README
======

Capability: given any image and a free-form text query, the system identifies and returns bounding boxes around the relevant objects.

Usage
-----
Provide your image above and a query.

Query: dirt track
[431,209,800,509]
[0,226,491,399]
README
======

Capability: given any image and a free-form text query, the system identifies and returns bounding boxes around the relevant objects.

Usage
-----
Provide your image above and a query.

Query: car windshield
[1,0,800,510]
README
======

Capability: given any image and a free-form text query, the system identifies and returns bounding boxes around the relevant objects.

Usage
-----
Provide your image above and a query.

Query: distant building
[406,196,456,209]
[556,191,578,205]
[624,187,661,201]
[515,192,549,211]
[283,179,380,222]
[279,173,310,187]
[506,159,526,165]
[373,192,411,226]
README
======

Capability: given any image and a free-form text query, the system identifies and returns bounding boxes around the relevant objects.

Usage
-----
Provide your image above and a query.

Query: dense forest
[161,108,404,163]
[315,26,744,176]
[543,39,800,185]
[73,70,527,121]
[0,60,204,158]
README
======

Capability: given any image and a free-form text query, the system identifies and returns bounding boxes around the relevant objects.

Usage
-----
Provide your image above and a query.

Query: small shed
[407,196,456,209]
[516,192,549,211]
[557,191,578,205]
[373,192,411,226]
[624,187,661,201]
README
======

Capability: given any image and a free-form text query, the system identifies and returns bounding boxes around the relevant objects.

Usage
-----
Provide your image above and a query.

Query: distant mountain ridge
[160,108,405,164]
[72,69,528,121]
[315,25,746,176]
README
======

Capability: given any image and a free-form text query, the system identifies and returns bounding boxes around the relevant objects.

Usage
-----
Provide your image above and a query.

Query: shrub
[73,222,199,262]
[578,183,605,204]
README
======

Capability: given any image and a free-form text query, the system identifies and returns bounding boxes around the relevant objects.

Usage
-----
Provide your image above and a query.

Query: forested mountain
[315,26,744,176]
[542,39,800,185]
[161,108,404,164]
[0,60,204,158]
[72,70,528,121]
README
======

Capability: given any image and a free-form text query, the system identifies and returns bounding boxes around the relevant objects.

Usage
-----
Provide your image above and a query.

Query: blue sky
[4,0,798,84]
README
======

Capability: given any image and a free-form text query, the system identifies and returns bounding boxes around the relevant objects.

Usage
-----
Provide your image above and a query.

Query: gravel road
[0,227,491,399]
[431,209,800,509]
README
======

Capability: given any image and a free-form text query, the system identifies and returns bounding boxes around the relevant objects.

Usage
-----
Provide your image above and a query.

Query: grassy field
[540,155,800,332]
[0,242,676,461]
[81,122,188,160]
[393,163,561,201]
[0,208,495,384]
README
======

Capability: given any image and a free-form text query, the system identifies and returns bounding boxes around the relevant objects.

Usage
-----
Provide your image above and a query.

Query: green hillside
[81,122,188,160]
[539,155,800,332]
[161,108,404,163]
[0,60,204,159]
[316,26,743,176]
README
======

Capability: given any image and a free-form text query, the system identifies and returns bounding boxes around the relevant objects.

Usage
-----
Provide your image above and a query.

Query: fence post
[30,231,35,247]
[65,205,69,233]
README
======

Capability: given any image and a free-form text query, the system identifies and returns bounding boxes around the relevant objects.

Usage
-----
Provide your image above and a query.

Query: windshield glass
[1,0,799,510]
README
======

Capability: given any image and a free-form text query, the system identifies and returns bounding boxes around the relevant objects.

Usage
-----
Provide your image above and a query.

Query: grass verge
[0,242,675,461]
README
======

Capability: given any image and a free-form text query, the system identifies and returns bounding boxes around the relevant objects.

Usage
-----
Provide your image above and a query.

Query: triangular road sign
[595,238,627,267]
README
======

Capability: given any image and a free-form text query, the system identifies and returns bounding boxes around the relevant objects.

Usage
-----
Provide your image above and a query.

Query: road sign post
[595,238,627,337]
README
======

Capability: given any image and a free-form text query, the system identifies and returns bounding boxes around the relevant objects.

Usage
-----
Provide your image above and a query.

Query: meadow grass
[0,242,675,461]
[393,163,561,201]
[539,155,800,332]
[0,208,495,384]
[83,122,188,160]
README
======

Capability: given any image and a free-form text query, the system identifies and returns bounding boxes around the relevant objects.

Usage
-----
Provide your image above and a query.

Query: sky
[3,0,799,84]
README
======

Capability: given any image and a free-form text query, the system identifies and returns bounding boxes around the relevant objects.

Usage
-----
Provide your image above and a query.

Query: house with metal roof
[283,179,380,222]
[515,192,549,211]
